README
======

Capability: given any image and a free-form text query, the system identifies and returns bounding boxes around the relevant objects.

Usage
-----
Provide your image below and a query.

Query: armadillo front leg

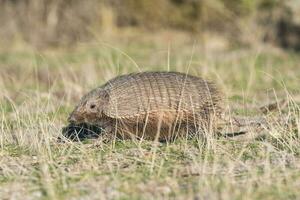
[96,118,118,142]
[100,125,117,142]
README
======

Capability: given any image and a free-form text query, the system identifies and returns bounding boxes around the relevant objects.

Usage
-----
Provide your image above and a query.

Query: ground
[1,32,300,200]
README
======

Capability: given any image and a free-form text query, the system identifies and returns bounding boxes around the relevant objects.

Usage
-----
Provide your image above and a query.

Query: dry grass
[1,32,300,199]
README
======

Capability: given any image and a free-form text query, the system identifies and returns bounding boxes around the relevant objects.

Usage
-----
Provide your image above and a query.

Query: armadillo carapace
[68,71,224,140]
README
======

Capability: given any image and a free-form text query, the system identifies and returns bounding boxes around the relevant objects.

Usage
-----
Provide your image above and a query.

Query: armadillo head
[68,88,109,124]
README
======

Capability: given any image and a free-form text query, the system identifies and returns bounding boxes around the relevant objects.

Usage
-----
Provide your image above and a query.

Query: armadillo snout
[68,115,76,123]
[68,112,84,124]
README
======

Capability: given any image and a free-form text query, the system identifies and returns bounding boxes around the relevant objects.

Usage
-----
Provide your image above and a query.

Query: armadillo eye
[90,104,96,109]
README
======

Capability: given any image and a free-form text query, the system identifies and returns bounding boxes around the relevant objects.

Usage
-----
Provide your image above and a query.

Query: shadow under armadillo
[58,123,248,143]
[59,123,104,142]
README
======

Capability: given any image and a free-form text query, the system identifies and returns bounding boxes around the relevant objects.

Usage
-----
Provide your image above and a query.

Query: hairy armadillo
[67,71,224,141]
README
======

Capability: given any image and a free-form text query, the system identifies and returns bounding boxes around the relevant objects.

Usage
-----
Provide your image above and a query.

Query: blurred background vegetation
[0,0,300,50]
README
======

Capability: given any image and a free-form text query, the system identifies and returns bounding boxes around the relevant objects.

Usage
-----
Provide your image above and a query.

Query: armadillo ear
[94,88,109,102]
[96,90,109,116]
[101,90,110,102]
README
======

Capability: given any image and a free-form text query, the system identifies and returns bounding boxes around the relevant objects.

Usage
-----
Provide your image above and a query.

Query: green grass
[1,33,300,199]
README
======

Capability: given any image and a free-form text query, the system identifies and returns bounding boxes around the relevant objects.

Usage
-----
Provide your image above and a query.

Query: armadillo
[67,71,224,141]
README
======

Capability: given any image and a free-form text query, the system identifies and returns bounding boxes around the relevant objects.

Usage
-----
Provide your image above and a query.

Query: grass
[1,32,300,199]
